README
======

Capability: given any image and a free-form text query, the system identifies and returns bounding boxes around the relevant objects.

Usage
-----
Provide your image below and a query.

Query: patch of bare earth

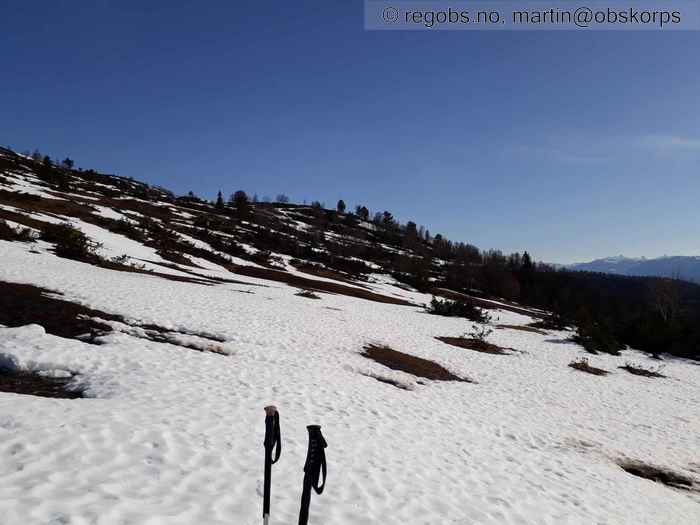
[362,344,472,382]
[496,324,547,335]
[435,336,510,355]
[0,280,227,354]
[229,265,415,306]
[292,262,367,287]
[429,287,544,318]
[0,368,83,399]
[619,364,666,378]
[568,357,609,376]
[0,281,122,342]
[618,460,699,493]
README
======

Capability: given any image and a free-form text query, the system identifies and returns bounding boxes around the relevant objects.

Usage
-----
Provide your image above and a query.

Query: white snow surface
[0,239,699,525]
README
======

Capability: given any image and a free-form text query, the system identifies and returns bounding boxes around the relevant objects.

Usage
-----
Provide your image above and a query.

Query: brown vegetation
[619,363,666,378]
[0,280,122,342]
[230,265,414,306]
[435,336,510,355]
[430,288,544,318]
[0,280,227,354]
[568,357,610,376]
[0,368,83,399]
[496,324,547,335]
[362,344,471,382]
[618,460,696,491]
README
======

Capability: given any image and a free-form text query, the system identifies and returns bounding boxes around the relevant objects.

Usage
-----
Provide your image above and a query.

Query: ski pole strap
[304,425,327,495]
[264,406,282,464]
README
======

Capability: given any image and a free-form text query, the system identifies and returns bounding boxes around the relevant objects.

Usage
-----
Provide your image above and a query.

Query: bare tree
[648,278,681,323]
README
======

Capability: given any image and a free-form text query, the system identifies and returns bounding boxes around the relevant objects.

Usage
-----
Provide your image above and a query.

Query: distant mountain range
[567,255,700,283]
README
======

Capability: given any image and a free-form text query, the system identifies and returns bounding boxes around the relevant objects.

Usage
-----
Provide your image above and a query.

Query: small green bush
[427,296,491,323]
[109,219,146,242]
[572,321,624,356]
[40,222,101,260]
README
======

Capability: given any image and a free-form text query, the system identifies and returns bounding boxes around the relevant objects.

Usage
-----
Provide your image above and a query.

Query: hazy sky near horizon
[2,1,698,263]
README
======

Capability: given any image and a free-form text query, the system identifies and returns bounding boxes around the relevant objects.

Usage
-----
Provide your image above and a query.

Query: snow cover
[1,238,699,525]
[0,172,65,200]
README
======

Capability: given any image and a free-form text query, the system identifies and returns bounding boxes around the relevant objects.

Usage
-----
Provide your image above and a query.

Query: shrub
[40,222,101,260]
[572,321,624,356]
[251,250,272,265]
[296,289,321,299]
[568,357,609,376]
[467,320,493,343]
[619,362,666,378]
[0,220,34,242]
[530,312,569,331]
[108,218,146,242]
[427,296,491,322]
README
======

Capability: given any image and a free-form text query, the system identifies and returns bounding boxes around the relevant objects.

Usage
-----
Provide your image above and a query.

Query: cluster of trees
[180,187,700,361]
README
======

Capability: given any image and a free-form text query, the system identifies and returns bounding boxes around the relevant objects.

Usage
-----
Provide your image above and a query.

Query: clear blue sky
[2,1,698,263]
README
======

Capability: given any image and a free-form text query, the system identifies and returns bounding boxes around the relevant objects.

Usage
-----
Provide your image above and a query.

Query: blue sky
[2,1,698,263]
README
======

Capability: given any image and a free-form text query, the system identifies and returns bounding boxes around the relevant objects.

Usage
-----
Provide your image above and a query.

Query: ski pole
[298,425,327,525]
[263,405,281,525]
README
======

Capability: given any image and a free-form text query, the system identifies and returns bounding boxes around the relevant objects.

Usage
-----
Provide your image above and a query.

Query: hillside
[1,147,699,524]
[569,255,700,283]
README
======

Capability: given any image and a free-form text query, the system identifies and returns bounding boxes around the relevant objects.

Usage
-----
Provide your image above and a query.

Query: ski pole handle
[298,425,327,525]
[263,406,281,523]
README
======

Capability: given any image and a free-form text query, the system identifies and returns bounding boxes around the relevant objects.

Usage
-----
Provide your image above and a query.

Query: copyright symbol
[574,7,593,28]
[382,6,399,23]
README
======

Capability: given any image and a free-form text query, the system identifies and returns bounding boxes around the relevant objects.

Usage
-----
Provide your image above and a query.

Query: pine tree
[336,199,346,213]
[231,190,250,218]
[355,205,369,221]
[215,191,225,210]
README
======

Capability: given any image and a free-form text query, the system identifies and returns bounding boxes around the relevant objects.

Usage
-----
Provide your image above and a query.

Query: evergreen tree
[337,199,346,213]
[355,205,369,221]
[403,221,419,249]
[231,190,250,218]
[215,191,225,210]
[382,211,395,228]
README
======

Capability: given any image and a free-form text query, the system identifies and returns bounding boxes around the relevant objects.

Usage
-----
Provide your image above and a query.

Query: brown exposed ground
[0,368,83,399]
[430,288,544,318]
[362,344,472,382]
[619,364,666,378]
[229,265,415,306]
[435,336,510,355]
[618,460,697,492]
[568,358,610,376]
[496,324,547,335]
[293,263,368,287]
[0,280,227,354]
[295,289,321,299]
[0,280,122,342]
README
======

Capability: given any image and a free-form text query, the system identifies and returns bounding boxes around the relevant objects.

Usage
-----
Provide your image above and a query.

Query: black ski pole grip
[298,425,327,525]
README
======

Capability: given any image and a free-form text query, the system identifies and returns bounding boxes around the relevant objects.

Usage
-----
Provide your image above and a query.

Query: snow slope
[1,239,699,525]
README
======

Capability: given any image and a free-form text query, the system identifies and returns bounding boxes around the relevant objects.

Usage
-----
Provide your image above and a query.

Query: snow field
[0,239,699,524]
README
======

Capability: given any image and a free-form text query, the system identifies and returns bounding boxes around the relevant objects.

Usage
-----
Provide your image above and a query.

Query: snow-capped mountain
[568,255,700,282]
